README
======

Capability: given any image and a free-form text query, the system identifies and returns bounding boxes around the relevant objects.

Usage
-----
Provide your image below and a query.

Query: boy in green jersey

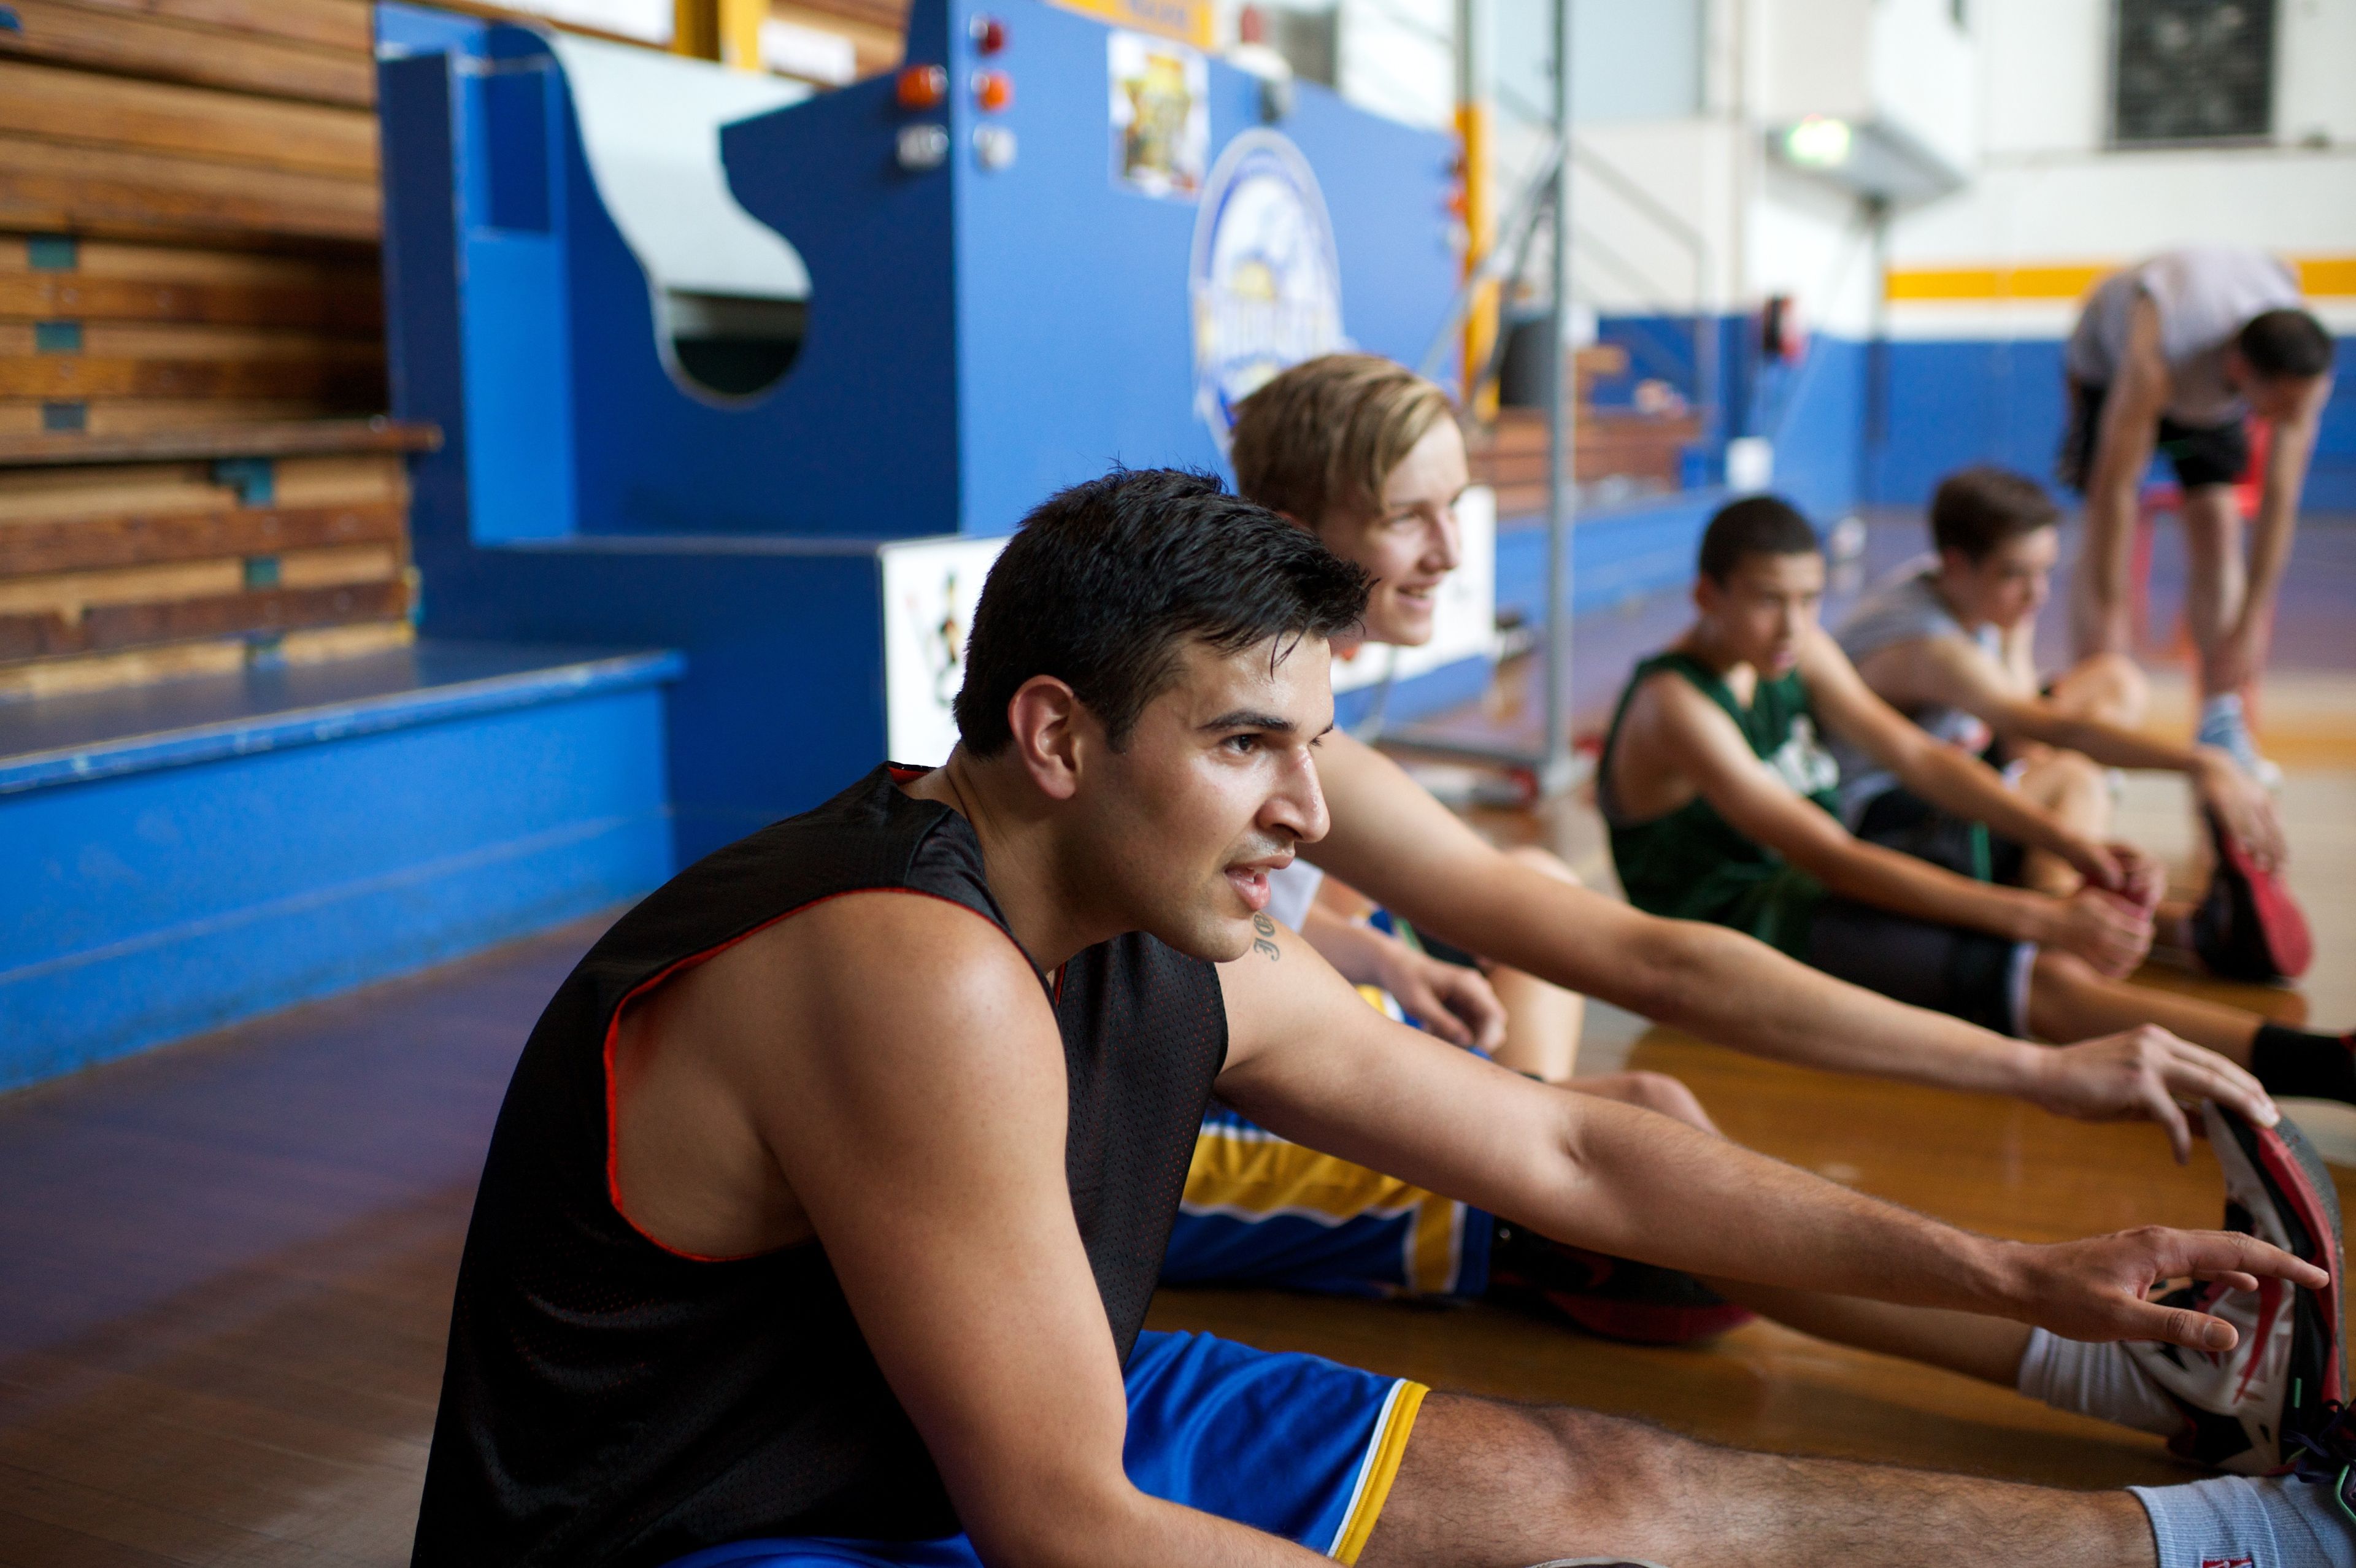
[1600,496,2354,1098]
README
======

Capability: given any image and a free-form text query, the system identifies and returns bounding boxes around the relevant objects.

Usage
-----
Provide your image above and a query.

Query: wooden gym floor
[2,513,2352,1564]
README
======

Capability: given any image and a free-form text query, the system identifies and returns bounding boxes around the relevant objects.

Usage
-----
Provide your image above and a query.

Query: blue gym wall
[1575,315,2356,522]
[1861,334,2356,512]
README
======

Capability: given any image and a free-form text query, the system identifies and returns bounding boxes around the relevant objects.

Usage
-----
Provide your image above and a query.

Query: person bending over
[1598,493,2355,1110]
[2061,245,2337,774]
[1833,464,2307,983]
[418,467,2340,1568]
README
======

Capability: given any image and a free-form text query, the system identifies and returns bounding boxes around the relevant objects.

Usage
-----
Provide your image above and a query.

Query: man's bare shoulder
[710,888,1046,1041]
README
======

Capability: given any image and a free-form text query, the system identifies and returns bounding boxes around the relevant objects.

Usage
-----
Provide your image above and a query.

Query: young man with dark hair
[417,467,2342,1568]
[1600,494,2355,1114]
[2060,247,2339,774]
[1833,464,2306,983]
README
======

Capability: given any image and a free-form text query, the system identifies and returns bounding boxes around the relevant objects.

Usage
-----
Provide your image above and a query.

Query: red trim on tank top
[602,886,1039,1264]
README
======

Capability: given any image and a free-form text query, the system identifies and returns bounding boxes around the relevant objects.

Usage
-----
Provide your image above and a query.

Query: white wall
[1338,0,1455,129]
[1887,0,2356,338]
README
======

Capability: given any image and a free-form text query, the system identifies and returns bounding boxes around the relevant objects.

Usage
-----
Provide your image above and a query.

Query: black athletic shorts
[1801,789,2035,1037]
[2058,379,2249,493]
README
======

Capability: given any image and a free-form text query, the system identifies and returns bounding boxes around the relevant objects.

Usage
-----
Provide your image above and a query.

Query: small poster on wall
[880,533,1012,767]
[1109,29,1208,201]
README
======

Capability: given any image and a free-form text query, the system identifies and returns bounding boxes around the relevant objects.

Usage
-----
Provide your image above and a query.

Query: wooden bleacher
[1465,343,1705,519]
[0,0,427,700]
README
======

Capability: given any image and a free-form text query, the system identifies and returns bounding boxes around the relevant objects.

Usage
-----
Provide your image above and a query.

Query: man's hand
[2060,836,2166,914]
[2104,840,2169,914]
[2024,1027,2279,1164]
[2194,748,2287,872]
[1996,1228,2328,1351]
[1368,939,1507,1053]
[2040,886,2155,977]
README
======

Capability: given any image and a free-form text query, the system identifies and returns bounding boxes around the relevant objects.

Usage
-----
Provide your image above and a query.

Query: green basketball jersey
[1600,651,1842,956]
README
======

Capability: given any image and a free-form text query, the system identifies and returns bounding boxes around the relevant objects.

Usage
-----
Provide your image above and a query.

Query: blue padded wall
[0,653,677,1091]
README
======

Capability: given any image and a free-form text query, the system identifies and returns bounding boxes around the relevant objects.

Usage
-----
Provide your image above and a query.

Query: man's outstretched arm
[1858,632,2284,867]
[1631,670,2154,974]
[737,894,1325,1568]
[1301,731,2271,1151]
[1215,922,2322,1339]
[1801,629,2155,896]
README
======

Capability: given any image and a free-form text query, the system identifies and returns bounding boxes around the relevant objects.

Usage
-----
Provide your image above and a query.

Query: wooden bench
[0,420,436,699]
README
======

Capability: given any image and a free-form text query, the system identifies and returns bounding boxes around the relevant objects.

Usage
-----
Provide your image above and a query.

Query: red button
[970,13,1007,53]
[896,63,947,110]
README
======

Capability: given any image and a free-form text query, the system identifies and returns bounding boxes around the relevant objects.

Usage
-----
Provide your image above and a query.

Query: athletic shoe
[2190,807,2314,982]
[1487,1223,1757,1346]
[2126,1102,2344,1474]
[2198,699,2280,789]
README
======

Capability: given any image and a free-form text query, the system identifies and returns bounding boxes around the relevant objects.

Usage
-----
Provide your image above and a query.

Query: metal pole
[1534,0,1576,794]
[1378,0,1584,796]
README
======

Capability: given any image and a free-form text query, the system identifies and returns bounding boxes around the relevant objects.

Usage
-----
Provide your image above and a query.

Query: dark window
[2112,0,2275,146]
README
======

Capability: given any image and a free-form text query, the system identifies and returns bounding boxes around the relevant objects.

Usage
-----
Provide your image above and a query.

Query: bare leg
[2179,486,2247,703]
[2015,748,2116,897]
[2073,486,2142,666]
[1489,847,1588,1084]
[2026,949,2262,1061]
[2046,650,2152,729]
[1360,1391,2157,1567]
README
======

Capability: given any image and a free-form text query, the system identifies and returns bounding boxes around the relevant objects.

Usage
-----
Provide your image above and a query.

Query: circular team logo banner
[1189,128,1347,453]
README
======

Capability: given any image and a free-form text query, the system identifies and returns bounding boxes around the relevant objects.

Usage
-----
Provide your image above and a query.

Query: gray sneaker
[2125,1102,2345,1473]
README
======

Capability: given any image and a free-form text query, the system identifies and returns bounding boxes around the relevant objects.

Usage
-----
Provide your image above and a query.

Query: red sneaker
[2192,807,2313,982]
[1488,1224,1757,1346]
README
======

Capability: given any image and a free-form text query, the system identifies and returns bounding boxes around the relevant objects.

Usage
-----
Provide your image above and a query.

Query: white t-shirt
[1263,859,1327,932]
[2065,247,2304,426]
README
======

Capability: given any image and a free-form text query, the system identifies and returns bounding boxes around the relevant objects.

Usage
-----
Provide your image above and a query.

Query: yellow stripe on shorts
[1330,1378,1429,1563]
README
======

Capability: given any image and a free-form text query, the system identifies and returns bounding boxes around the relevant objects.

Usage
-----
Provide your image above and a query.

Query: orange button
[896,63,947,110]
[971,68,1012,112]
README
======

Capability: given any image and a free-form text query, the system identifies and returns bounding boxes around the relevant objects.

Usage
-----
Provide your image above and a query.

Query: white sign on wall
[881,533,1011,767]
[880,486,1498,764]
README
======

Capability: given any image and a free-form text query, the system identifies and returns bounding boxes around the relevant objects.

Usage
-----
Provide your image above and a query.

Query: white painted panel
[2278,0,2356,144]
[1758,0,1874,123]
[1868,0,1976,174]
[1976,0,2107,154]
[546,34,812,301]
[1338,0,1454,129]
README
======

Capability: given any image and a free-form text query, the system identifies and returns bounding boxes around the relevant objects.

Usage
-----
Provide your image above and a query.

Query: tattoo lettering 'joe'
[1250,912,1280,961]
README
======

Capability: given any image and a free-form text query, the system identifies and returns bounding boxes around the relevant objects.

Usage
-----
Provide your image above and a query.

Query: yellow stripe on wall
[1887,255,2356,302]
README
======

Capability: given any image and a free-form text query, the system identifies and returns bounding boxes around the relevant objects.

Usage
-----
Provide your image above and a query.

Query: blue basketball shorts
[658,1329,1428,1567]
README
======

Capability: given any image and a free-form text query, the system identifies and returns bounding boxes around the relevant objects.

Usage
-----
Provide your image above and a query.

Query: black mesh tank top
[412,765,1230,1567]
